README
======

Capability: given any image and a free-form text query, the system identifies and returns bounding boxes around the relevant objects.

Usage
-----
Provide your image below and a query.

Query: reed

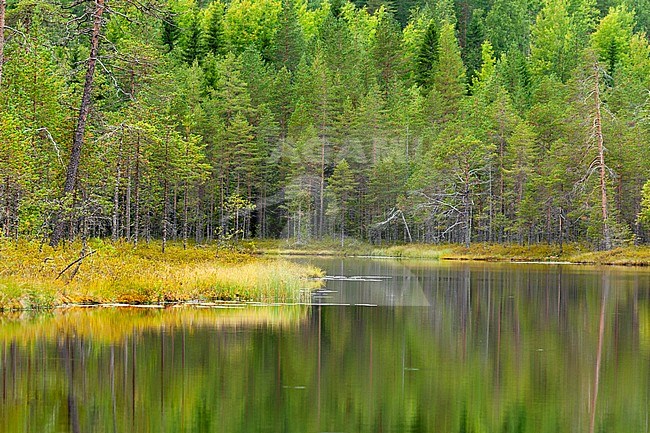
[0,239,322,310]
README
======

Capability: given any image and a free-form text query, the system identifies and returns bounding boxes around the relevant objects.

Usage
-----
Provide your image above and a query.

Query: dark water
[1,258,650,433]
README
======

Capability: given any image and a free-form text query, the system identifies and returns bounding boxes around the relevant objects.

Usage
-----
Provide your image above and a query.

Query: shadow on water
[0,259,649,432]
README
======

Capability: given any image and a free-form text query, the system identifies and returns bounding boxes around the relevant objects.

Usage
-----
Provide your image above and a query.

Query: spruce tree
[415,19,439,88]
[182,10,205,65]
[204,2,225,56]
[161,11,180,53]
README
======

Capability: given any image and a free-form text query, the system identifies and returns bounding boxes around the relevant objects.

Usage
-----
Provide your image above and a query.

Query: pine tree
[372,12,403,90]
[51,0,106,247]
[326,159,357,245]
[410,123,495,246]
[272,0,304,71]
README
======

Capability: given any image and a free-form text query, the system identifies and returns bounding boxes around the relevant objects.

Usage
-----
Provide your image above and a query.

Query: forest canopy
[1,0,650,249]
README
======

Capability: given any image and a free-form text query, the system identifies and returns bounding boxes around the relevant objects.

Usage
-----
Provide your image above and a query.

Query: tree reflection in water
[0,260,649,433]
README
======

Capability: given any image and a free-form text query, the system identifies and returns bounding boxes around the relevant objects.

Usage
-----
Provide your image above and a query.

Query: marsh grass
[0,239,322,310]
[256,237,375,256]
[258,238,650,265]
[567,246,650,265]
[441,243,586,261]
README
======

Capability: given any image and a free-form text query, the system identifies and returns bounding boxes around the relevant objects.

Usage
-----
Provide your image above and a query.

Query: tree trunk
[172,186,178,241]
[133,134,140,246]
[50,0,106,247]
[559,206,564,253]
[183,182,188,250]
[195,190,201,243]
[464,166,472,248]
[125,154,131,241]
[112,129,123,241]
[340,206,345,247]
[0,0,6,88]
[593,63,612,250]
[219,172,225,237]
[3,176,10,238]
[319,140,325,238]
[162,137,169,253]
[208,184,214,242]
[488,163,493,242]
[162,179,168,253]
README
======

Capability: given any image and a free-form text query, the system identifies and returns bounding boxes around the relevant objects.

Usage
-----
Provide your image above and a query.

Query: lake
[1,258,649,432]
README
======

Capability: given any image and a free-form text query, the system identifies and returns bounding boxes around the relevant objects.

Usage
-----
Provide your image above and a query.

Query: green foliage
[471,40,496,91]
[485,0,530,56]
[3,0,650,249]
[591,4,634,76]
[204,1,226,56]
[326,160,357,214]
[181,9,205,64]
[426,22,467,126]
[272,0,304,71]
[530,0,577,82]
[161,10,180,53]
[463,8,487,82]
[372,12,403,88]
[639,180,650,229]
[224,0,281,58]
[415,19,439,88]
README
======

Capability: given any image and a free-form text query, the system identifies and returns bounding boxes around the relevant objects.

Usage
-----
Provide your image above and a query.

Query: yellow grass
[0,239,323,310]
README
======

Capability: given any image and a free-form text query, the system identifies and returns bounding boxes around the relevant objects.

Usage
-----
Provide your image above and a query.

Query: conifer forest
[2,0,650,249]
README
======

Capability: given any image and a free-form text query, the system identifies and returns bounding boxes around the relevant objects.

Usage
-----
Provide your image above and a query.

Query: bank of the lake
[0,240,322,311]
[259,239,650,266]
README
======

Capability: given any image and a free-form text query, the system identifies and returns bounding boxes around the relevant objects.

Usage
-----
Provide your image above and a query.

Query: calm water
[1,258,650,433]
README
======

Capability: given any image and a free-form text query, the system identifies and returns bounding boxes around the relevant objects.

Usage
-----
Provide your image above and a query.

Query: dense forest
[2,0,650,249]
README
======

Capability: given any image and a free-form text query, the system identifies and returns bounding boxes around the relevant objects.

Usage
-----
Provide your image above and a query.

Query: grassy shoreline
[258,239,650,266]
[0,239,322,311]
[4,238,649,311]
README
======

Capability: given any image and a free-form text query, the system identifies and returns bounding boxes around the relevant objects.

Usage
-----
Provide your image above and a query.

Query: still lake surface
[1,257,650,433]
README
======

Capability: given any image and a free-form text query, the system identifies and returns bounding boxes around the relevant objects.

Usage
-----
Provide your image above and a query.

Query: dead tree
[50,0,106,247]
[592,62,612,250]
[50,0,162,246]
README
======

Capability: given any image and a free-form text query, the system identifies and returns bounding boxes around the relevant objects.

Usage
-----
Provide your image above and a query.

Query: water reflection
[1,259,649,433]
